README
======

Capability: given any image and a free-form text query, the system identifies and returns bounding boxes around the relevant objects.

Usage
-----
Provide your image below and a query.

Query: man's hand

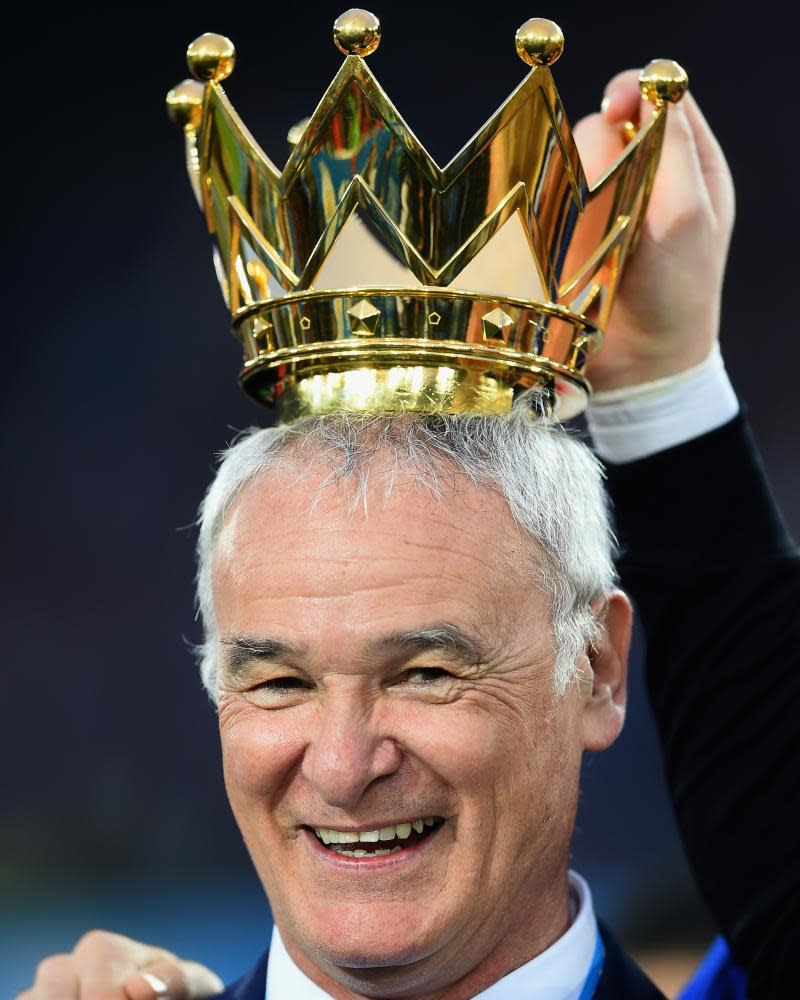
[574,70,735,391]
[17,930,224,1000]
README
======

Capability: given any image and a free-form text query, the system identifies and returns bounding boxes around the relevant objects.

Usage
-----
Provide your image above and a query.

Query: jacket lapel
[215,950,268,1000]
[592,923,667,999]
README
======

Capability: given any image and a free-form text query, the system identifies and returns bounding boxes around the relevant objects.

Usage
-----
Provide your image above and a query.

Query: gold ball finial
[187,33,236,83]
[166,79,205,129]
[639,59,688,105]
[333,9,381,56]
[515,18,564,67]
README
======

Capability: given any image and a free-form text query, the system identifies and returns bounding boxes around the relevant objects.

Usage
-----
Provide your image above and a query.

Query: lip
[302,823,444,870]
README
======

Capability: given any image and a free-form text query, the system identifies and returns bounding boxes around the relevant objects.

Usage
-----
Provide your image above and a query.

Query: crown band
[236,288,597,418]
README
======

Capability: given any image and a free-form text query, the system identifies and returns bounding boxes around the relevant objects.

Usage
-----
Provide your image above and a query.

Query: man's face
[213,458,600,994]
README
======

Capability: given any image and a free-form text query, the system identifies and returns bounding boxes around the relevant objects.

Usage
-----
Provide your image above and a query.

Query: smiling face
[212,455,625,997]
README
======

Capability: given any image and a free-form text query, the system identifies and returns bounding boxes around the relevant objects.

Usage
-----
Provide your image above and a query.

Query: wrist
[586,345,739,463]
[587,337,719,392]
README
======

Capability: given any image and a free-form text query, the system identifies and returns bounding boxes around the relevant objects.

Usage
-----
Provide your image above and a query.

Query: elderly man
[23,66,770,1000]
[196,394,634,995]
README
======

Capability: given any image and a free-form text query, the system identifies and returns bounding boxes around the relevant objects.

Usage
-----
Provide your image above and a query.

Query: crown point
[639,59,688,105]
[187,33,236,83]
[333,9,381,56]
[515,18,564,67]
[166,79,205,129]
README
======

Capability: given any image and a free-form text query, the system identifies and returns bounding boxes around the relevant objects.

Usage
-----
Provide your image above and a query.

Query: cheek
[507,704,583,853]
[219,699,305,808]
[440,696,582,854]
[392,700,530,827]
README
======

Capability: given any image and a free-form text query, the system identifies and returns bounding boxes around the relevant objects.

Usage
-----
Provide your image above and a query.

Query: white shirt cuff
[585,345,740,463]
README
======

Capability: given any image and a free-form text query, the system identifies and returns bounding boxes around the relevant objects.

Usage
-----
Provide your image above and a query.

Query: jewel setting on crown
[167,9,687,420]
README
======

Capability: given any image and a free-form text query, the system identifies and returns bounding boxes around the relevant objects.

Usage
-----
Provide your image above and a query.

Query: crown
[166,10,687,421]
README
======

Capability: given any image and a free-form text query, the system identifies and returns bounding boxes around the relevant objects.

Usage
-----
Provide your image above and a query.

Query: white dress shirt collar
[265,871,598,1000]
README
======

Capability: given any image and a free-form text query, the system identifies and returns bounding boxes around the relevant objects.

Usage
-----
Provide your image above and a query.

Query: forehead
[211,457,545,638]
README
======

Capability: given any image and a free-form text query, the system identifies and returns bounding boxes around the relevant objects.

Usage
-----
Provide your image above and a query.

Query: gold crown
[166,10,687,421]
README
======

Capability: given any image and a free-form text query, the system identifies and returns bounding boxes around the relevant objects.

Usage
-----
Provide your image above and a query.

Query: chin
[301,902,446,970]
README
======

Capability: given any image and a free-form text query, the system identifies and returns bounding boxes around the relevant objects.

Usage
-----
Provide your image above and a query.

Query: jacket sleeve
[603,413,800,999]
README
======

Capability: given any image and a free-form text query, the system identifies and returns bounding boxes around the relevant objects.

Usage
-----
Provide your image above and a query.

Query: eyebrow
[369,623,488,664]
[220,634,301,677]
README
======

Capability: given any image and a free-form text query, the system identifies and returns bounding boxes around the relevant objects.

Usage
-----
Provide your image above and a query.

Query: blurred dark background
[4,2,798,995]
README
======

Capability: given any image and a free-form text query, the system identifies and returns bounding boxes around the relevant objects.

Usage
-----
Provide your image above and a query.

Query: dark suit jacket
[214,922,666,999]
[605,414,800,1000]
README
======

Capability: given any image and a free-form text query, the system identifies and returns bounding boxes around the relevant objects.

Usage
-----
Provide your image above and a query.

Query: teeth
[314,817,439,847]
[330,845,405,857]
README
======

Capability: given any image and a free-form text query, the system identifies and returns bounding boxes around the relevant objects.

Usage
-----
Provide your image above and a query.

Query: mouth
[306,816,444,859]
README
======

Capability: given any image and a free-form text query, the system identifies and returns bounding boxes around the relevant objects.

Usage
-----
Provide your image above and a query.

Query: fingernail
[600,95,611,115]
[141,972,170,996]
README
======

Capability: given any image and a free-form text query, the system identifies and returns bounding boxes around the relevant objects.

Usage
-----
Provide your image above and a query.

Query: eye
[253,676,309,692]
[402,666,453,685]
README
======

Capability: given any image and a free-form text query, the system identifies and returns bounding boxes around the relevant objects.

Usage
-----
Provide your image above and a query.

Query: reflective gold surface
[639,59,689,105]
[186,33,235,83]
[515,18,564,67]
[167,11,685,420]
[165,80,204,130]
[333,8,381,56]
[280,368,515,421]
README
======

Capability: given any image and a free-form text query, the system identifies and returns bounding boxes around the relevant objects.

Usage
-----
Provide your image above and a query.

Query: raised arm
[581,72,799,999]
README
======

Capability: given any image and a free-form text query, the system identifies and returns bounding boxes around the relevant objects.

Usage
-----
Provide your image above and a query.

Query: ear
[580,590,632,752]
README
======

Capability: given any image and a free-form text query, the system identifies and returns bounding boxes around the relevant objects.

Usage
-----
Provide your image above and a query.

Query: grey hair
[195,397,616,700]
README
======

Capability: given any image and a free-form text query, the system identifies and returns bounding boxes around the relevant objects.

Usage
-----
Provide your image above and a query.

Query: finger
[600,77,710,228]
[124,960,225,1000]
[604,68,726,182]
[649,101,715,231]
[31,954,79,1000]
[74,931,177,1000]
[124,970,170,1000]
[603,69,733,225]
[601,69,640,123]
[573,112,625,185]
[677,91,735,222]
[15,990,34,1000]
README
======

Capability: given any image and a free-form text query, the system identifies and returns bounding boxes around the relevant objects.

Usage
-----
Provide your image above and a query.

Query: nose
[301,686,402,809]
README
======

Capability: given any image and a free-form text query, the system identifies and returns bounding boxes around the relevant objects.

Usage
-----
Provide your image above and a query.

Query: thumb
[123,960,225,1000]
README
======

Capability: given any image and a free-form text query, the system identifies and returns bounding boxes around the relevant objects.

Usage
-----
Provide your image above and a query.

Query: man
[25,70,787,1000]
